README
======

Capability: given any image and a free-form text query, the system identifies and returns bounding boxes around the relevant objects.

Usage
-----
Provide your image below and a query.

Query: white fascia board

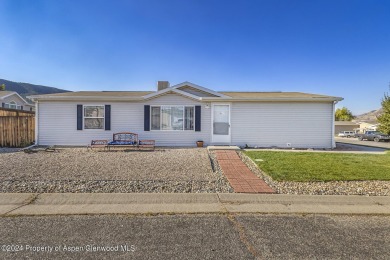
[171,81,231,98]
[201,97,344,102]
[27,96,145,102]
[143,88,202,101]
[142,87,173,99]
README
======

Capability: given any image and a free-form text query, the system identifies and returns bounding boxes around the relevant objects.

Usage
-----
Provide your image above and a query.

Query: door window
[213,105,229,135]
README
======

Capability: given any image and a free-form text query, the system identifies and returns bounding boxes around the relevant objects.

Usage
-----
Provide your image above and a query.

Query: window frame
[8,101,17,110]
[150,105,196,131]
[83,105,105,130]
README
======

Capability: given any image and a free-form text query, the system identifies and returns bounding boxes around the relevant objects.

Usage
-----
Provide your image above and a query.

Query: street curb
[1,193,390,216]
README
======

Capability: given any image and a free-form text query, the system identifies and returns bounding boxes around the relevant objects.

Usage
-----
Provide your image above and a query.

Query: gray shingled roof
[334,121,360,126]
[219,92,339,99]
[33,91,153,97]
[29,90,341,100]
[0,91,16,98]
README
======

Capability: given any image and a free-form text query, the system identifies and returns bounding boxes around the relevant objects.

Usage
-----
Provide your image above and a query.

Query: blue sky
[0,0,389,114]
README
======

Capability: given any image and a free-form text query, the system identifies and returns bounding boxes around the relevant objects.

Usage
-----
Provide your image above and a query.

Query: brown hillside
[354,108,383,123]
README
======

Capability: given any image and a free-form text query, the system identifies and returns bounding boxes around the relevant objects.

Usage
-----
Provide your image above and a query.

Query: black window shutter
[21,106,23,110]
[77,105,83,130]
[144,105,150,131]
[195,105,201,132]
[1,103,4,108]
[105,105,111,130]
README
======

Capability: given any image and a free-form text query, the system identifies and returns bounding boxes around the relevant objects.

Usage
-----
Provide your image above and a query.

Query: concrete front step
[207,146,241,150]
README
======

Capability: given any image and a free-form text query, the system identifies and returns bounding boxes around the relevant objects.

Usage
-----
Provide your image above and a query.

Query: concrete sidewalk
[1,193,390,216]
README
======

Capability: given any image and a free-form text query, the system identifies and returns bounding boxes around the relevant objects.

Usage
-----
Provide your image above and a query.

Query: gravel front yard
[2,147,388,195]
[0,148,233,193]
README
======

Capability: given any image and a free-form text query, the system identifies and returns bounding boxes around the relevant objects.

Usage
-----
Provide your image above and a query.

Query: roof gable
[0,91,18,98]
[143,88,203,101]
[178,85,219,97]
[142,81,230,100]
[0,91,32,105]
[172,82,229,98]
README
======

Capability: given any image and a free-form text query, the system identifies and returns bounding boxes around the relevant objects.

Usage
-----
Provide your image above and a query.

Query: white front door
[211,104,231,143]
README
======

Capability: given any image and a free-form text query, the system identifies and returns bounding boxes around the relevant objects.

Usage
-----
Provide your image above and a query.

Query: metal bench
[107,132,155,151]
[107,132,138,151]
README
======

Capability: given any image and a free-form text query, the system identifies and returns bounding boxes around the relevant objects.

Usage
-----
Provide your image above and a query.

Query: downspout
[331,101,337,148]
[35,100,39,145]
[21,99,38,152]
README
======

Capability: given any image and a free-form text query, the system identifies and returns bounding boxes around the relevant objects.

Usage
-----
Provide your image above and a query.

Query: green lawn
[244,151,390,182]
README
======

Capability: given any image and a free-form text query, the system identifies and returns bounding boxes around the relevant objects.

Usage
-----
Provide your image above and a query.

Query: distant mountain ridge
[354,108,383,123]
[0,78,70,99]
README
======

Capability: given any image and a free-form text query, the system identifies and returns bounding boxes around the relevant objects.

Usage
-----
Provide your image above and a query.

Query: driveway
[335,137,390,149]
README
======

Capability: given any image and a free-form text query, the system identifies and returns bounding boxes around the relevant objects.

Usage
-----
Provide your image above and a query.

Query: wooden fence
[0,107,35,117]
[0,108,35,147]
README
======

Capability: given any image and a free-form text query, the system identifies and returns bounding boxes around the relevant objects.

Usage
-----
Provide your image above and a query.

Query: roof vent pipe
[157,81,170,91]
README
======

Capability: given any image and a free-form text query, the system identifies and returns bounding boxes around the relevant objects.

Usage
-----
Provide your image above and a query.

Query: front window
[84,105,105,129]
[184,106,194,130]
[161,106,183,130]
[151,106,194,131]
[9,101,17,109]
[151,106,161,130]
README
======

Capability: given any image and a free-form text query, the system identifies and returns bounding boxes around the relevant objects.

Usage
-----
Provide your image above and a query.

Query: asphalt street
[335,137,390,150]
[1,214,389,260]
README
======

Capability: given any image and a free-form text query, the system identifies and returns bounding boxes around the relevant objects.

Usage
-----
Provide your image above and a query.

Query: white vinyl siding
[37,95,334,148]
[230,102,334,148]
[38,94,211,146]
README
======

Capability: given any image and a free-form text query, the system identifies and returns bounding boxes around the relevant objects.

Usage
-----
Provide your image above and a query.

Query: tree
[377,89,390,134]
[335,107,355,121]
[0,84,5,91]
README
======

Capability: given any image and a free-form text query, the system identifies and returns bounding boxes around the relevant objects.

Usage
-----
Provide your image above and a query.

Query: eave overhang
[200,97,344,102]
[27,95,145,102]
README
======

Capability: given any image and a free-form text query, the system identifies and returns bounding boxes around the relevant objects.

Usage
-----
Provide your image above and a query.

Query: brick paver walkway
[215,150,274,193]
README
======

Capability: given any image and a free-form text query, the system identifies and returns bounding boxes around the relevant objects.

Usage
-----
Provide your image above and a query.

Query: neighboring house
[0,91,35,111]
[334,121,360,134]
[357,121,379,133]
[28,81,343,148]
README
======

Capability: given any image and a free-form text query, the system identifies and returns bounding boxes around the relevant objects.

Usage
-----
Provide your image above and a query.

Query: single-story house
[28,81,343,148]
[334,121,360,134]
[0,91,35,111]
